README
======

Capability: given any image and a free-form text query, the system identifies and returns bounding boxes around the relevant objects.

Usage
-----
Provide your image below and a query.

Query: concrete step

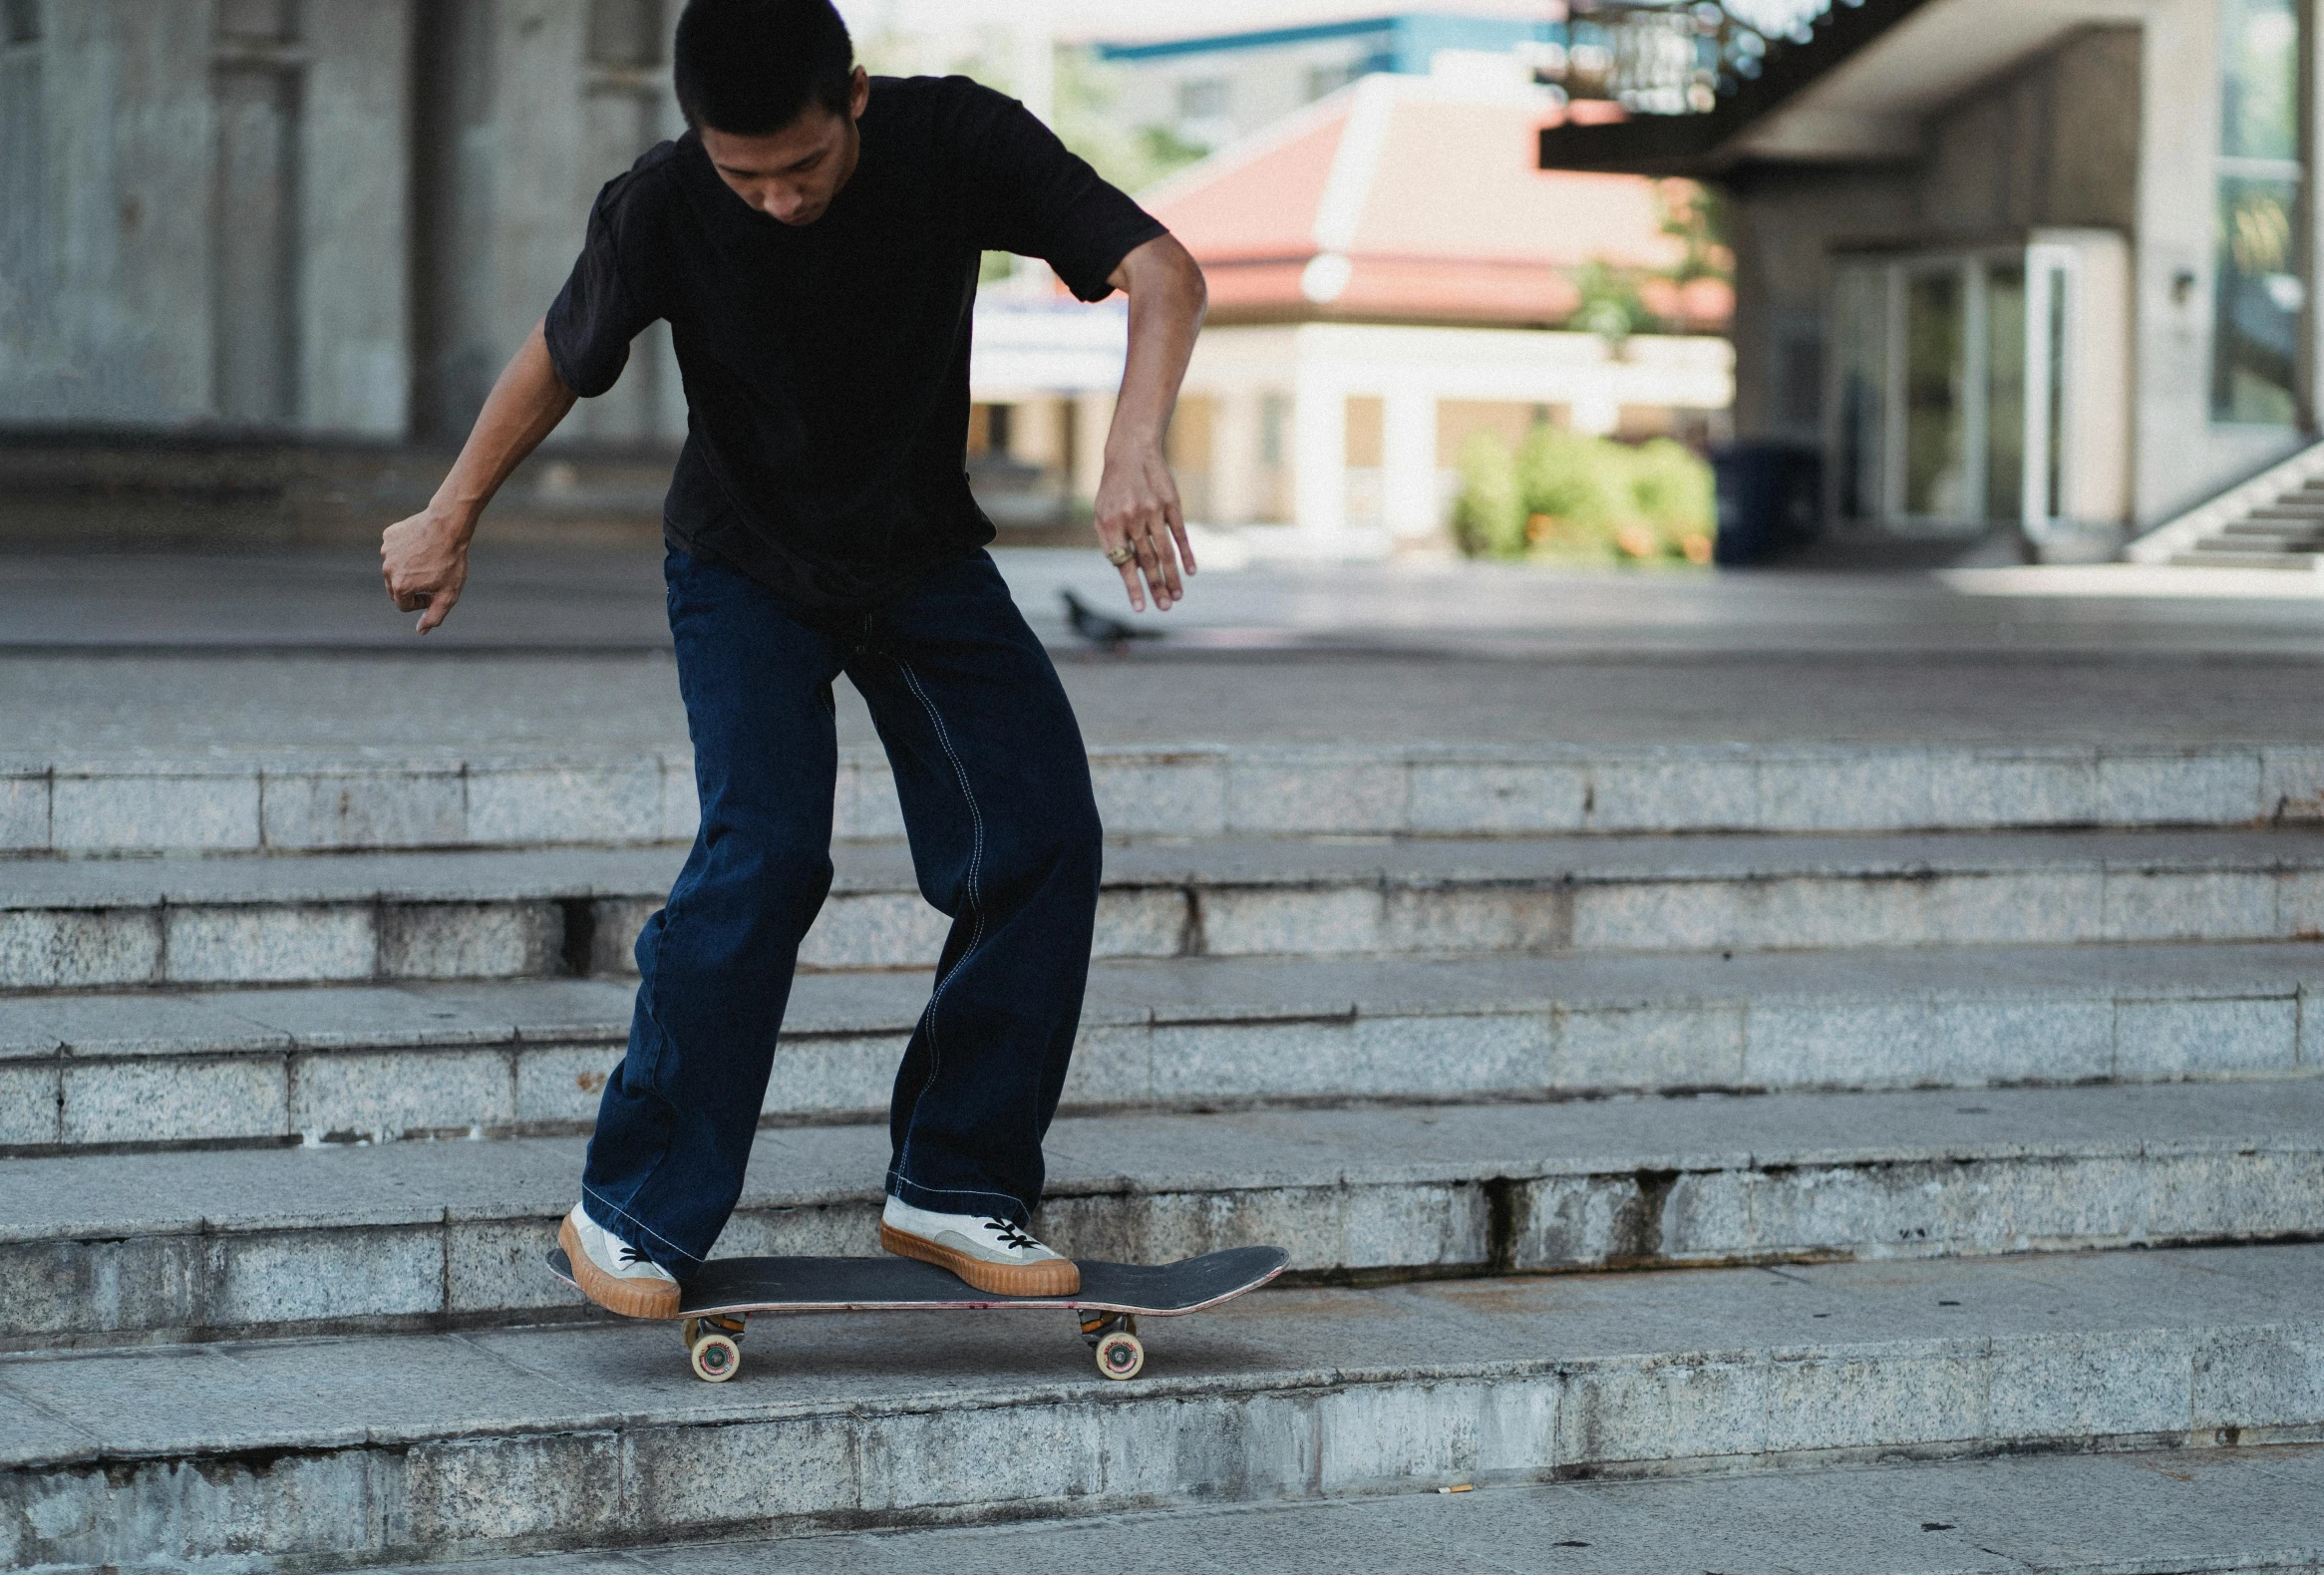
[6,1081,2319,1342]
[13,827,2324,990]
[355,1445,2324,1575]
[11,737,2324,855]
[2212,524,2324,543]
[2171,548,2324,569]
[5,943,2320,1152]
[5,1245,2319,1569]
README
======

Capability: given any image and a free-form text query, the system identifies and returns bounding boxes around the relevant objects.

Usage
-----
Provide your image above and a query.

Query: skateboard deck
[546,1243,1289,1383]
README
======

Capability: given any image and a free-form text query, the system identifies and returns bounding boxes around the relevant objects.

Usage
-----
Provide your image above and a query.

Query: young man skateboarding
[379,0,1204,1317]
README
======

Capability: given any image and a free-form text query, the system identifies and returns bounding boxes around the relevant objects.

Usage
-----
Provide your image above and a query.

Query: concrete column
[301,0,413,436]
[21,0,214,425]
[1210,385,1261,524]
[1569,386,1620,436]
[1291,371,1348,538]
[1380,383,1440,539]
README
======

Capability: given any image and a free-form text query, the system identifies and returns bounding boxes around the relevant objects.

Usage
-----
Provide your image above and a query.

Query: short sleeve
[960,88,1169,302]
[543,173,665,398]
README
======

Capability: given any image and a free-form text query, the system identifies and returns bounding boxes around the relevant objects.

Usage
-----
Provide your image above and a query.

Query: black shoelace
[985,1217,1038,1251]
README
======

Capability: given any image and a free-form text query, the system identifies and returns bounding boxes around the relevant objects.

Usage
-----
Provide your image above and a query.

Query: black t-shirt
[543,76,1166,609]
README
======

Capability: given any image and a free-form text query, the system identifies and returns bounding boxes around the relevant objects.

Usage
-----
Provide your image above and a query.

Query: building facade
[1136,58,1733,555]
[1540,0,2324,558]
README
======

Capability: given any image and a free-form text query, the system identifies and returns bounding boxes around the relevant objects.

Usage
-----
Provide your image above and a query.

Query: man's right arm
[381,319,578,634]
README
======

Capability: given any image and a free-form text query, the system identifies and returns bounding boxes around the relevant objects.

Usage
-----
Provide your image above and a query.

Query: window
[1259,393,1287,466]
[1177,76,1229,120]
[1902,268,1966,517]
[2212,0,2305,424]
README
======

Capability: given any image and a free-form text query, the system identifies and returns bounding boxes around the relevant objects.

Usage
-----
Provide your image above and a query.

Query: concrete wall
[0,0,677,444]
[412,0,686,448]
[0,0,411,436]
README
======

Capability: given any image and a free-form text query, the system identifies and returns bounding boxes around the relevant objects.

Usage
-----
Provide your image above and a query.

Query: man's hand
[1099,233,1207,614]
[379,320,577,636]
[381,509,472,635]
[1095,442,1194,613]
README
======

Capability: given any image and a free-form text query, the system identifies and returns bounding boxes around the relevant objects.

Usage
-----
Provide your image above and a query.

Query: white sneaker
[559,1203,681,1319]
[879,1195,1080,1296]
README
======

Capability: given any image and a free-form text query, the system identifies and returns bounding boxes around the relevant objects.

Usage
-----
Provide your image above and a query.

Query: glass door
[1830,239,2113,541]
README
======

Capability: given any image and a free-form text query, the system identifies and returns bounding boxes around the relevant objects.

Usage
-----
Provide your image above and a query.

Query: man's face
[700,67,869,225]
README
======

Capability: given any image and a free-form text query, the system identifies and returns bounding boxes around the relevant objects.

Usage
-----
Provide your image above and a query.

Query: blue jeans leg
[845,552,1102,1227]
[580,550,841,1273]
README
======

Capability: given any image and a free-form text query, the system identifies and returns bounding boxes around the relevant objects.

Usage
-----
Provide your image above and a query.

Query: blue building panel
[1095,12,1554,70]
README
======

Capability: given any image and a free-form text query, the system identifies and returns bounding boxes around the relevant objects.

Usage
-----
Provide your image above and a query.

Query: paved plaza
[8,546,2324,756]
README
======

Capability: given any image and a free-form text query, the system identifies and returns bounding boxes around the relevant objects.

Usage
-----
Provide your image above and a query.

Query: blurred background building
[1539,0,2324,568]
[0,0,1738,561]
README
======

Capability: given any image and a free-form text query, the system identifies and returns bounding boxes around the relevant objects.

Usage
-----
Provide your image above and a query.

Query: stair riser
[15,862,2324,989]
[9,1145,2318,1344]
[6,1322,2317,1570]
[10,743,2324,854]
[5,990,2313,1153]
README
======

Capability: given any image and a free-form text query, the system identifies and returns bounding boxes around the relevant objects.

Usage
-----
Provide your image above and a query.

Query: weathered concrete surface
[15,828,2324,988]
[3,942,2320,1152]
[363,1445,2324,1575]
[27,547,2324,660]
[3,1246,2320,1568]
[4,1081,2318,1341]
[13,737,2324,855]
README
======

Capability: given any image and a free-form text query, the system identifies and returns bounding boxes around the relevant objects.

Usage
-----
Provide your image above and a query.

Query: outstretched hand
[1094,441,1195,613]
[380,510,472,634]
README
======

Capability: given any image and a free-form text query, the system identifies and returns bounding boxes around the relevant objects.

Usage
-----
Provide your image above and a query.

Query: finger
[1129,523,1163,610]
[1165,498,1197,576]
[1115,554,1147,613]
[416,587,457,635]
[1152,509,1184,604]
[1136,519,1177,610]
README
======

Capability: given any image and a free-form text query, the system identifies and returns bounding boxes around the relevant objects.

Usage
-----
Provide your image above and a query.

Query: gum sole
[879,1222,1082,1297]
[560,1213,681,1320]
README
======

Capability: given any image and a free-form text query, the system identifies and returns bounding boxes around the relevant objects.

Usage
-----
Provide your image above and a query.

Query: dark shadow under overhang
[1538,0,1937,176]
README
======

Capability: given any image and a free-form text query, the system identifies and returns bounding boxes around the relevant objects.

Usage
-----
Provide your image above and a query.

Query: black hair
[673,0,855,135]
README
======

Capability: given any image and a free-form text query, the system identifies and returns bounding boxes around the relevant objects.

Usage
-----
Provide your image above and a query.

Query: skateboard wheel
[681,1317,702,1350]
[689,1331,742,1383]
[1094,1330,1144,1381]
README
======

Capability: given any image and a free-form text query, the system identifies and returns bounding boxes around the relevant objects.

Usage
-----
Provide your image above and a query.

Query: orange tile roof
[1143,75,1733,331]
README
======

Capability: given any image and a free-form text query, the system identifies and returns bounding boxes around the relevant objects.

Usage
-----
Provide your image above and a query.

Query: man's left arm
[1096,233,1207,613]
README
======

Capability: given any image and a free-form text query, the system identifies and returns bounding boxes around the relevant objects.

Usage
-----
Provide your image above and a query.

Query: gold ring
[1104,542,1136,566]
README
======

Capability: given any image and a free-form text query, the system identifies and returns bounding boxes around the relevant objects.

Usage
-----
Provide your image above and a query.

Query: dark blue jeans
[580,548,1102,1274]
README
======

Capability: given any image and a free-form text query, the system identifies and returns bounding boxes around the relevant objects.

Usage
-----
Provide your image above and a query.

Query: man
[379,0,1205,1317]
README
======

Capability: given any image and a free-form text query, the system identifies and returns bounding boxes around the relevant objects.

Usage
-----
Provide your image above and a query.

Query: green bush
[1451,430,1524,558]
[1452,424,1715,565]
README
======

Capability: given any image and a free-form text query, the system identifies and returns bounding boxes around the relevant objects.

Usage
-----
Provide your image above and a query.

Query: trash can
[1711,443,1824,565]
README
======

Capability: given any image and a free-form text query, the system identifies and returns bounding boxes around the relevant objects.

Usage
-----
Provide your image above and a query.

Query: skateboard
[546,1243,1290,1383]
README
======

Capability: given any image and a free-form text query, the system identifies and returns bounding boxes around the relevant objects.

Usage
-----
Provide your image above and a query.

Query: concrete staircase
[3,745,2321,1570]
[2175,477,2324,567]
[2126,436,2324,568]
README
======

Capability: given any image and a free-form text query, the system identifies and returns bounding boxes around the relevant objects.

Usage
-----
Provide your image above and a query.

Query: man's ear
[848,65,869,122]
